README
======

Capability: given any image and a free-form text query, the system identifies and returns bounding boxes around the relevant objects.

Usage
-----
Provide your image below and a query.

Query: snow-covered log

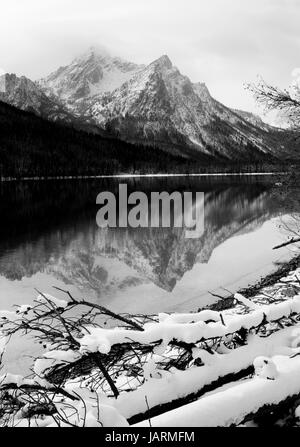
[1,269,300,427]
[78,295,300,354]
[109,325,300,421]
[134,354,300,427]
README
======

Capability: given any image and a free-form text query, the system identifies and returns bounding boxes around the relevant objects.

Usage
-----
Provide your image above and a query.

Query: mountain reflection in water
[0,176,297,314]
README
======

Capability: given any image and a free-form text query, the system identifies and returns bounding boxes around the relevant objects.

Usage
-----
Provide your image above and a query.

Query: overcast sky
[0,0,299,119]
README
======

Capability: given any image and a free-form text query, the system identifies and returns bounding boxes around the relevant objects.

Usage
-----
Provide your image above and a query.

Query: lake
[0,174,298,314]
[1,174,299,372]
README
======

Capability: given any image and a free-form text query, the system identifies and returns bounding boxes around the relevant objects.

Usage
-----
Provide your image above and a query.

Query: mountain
[1,47,298,162]
[39,47,144,106]
[0,73,74,122]
[0,72,110,134]
[0,100,183,178]
[233,109,271,132]
[39,49,299,161]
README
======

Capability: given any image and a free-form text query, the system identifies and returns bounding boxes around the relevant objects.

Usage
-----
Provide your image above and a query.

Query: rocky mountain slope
[39,47,143,106]
[1,47,299,161]
[0,100,182,177]
[39,48,297,161]
[233,109,271,131]
[0,73,74,122]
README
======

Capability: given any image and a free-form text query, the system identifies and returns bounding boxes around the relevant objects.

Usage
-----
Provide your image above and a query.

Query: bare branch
[273,237,300,250]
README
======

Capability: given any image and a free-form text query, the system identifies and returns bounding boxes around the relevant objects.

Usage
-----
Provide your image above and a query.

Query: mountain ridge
[1,47,299,161]
[0,72,73,122]
[38,49,298,160]
[0,99,188,178]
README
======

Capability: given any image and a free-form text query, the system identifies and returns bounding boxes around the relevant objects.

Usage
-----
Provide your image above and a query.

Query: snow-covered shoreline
[1,258,300,427]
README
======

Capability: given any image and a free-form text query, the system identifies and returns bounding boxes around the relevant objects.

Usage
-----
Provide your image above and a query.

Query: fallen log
[134,355,300,427]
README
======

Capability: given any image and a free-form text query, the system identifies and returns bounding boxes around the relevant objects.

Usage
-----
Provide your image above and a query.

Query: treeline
[0,101,297,178]
[0,101,188,178]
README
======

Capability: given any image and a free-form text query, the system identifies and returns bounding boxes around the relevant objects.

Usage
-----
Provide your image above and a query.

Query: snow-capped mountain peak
[2,47,292,162]
[0,72,72,121]
[79,45,111,59]
[193,82,213,103]
[43,50,281,160]
[39,48,144,104]
[150,54,173,71]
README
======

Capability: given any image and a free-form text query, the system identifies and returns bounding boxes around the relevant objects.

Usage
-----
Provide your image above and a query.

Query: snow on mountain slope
[5,47,296,161]
[0,73,74,122]
[39,47,144,106]
[69,54,278,160]
[233,109,272,132]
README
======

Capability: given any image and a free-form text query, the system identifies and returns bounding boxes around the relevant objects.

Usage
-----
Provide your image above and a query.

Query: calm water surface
[0,175,297,314]
[1,175,299,372]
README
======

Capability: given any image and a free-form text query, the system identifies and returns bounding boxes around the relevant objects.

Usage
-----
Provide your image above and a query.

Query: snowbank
[110,325,300,419]
[78,294,300,354]
[135,354,300,427]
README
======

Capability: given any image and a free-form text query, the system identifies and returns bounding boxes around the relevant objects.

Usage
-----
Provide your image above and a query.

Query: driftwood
[273,237,300,250]
[1,269,300,427]
[128,366,254,425]
[205,255,300,312]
